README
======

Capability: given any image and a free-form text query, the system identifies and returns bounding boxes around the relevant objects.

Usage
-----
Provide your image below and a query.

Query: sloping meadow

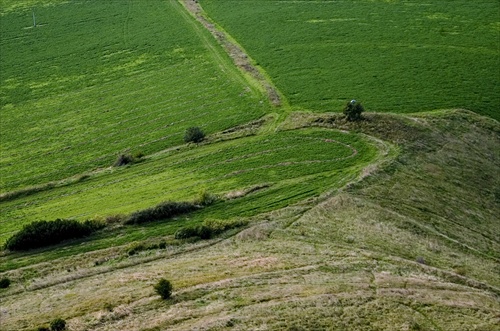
[0,128,378,248]
[0,0,268,192]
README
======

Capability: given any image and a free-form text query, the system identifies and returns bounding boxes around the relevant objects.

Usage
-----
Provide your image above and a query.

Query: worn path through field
[178,0,291,133]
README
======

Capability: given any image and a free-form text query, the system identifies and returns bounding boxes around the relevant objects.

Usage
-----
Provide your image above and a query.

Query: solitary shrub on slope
[343,100,365,121]
[49,318,66,331]
[154,278,173,299]
[184,126,205,143]
[114,153,135,167]
[0,277,11,289]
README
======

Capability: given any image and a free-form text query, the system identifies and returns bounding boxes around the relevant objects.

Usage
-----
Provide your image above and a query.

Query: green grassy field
[200,0,500,119]
[0,0,269,192]
[0,0,499,330]
[0,128,378,247]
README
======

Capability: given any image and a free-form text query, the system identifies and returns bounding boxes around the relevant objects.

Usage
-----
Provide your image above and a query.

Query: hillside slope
[1,110,498,330]
[0,0,498,330]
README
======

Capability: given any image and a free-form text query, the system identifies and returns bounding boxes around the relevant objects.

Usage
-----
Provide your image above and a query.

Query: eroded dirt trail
[179,0,285,109]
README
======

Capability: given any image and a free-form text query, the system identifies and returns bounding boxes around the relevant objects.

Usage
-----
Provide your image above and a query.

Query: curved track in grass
[0,128,379,245]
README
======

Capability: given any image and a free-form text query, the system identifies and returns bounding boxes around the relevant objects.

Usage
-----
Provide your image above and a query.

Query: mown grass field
[0,0,499,330]
[0,0,268,192]
[200,0,500,119]
[0,128,378,248]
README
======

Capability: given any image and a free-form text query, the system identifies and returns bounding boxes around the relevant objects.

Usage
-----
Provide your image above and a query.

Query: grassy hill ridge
[1,109,498,331]
[0,0,498,330]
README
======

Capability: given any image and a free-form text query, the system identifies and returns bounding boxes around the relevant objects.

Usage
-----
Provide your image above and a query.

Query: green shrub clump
[4,219,105,251]
[0,277,11,289]
[125,201,199,225]
[343,100,365,121]
[196,189,219,206]
[175,219,248,240]
[154,278,173,299]
[49,318,66,331]
[184,126,205,143]
[114,153,135,167]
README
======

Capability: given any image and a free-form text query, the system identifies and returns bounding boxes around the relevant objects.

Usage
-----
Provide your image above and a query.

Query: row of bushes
[4,219,105,251]
[4,191,219,251]
[124,201,200,225]
[127,240,168,256]
[175,219,248,240]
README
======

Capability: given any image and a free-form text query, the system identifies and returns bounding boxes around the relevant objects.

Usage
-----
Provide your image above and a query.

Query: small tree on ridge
[343,100,365,121]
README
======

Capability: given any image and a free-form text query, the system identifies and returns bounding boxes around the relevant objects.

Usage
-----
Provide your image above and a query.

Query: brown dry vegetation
[1,109,498,330]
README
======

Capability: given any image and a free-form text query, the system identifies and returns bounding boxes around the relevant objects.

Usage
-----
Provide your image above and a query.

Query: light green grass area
[0,0,268,192]
[200,0,500,119]
[0,128,378,247]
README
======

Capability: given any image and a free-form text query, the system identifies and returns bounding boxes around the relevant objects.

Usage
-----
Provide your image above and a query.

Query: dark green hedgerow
[4,219,105,251]
[4,194,217,252]
[124,201,201,225]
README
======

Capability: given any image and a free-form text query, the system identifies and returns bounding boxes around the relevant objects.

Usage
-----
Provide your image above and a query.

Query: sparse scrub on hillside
[124,201,200,225]
[175,218,248,240]
[184,126,205,143]
[4,219,105,251]
[127,240,169,256]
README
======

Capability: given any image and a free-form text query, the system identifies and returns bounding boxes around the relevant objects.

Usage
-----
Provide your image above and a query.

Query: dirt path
[179,0,285,108]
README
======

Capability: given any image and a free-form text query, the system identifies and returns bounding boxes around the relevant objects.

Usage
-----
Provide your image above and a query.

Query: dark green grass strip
[200,0,499,119]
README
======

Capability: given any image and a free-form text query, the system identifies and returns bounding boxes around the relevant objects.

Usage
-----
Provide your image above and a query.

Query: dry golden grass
[1,110,499,331]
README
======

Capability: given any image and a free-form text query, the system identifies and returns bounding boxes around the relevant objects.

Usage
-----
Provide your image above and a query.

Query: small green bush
[36,327,50,331]
[133,151,145,159]
[0,277,11,289]
[4,219,105,251]
[174,226,201,239]
[127,243,145,256]
[49,318,66,331]
[184,126,205,143]
[343,100,365,121]
[196,189,218,206]
[125,201,198,225]
[154,278,173,299]
[197,225,213,239]
[114,153,135,167]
